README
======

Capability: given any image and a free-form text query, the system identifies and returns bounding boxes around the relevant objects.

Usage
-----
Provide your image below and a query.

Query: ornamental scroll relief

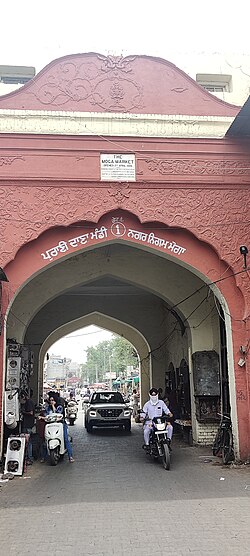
[0,157,25,167]
[140,158,250,176]
[28,55,144,113]
[108,182,131,203]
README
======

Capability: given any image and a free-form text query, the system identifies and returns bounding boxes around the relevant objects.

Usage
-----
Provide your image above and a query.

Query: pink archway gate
[0,52,249,459]
[1,209,249,459]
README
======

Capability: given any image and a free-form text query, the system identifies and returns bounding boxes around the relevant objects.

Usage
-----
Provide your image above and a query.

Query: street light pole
[103,348,106,381]
[109,354,113,389]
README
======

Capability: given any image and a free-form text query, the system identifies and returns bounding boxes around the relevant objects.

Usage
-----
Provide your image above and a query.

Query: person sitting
[110,393,121,404]
[140,387,173,452]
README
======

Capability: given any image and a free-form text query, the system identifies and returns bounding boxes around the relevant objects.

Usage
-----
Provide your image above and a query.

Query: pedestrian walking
[131,388,140,418]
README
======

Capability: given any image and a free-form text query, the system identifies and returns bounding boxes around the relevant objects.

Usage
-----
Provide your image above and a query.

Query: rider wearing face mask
[141,388,173,451]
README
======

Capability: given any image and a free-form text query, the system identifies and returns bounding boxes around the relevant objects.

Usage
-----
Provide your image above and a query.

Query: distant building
[0,65,35,96]
[46,354,71,381]
[68,360,81,377]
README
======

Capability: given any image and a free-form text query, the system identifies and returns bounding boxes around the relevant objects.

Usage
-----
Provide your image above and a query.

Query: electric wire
[144,294,210,362]
[4,264,250,346]
[63,330,113,339]
[192,305,217,329]
[138,283,249,366]
[214,294,226,323]
[171,267,250,311]
[73,122,250,175]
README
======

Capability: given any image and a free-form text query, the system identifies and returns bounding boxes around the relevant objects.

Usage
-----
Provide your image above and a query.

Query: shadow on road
[1,415,250,510]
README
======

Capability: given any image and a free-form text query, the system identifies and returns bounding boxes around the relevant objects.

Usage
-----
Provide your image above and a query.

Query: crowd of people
[21,389,75,465]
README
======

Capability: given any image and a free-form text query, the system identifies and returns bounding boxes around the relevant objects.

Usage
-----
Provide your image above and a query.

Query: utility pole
[109,354,113,389]
[103,348,106,379]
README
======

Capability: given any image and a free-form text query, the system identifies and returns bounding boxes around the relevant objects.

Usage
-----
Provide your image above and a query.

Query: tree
[80,336,138,383]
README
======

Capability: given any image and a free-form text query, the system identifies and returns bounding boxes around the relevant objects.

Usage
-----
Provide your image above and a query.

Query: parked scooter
[44,413,67,465]
[66,400,78,426]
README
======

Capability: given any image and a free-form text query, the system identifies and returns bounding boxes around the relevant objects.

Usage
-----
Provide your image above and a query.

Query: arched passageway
[39,313,151,407]
[2,227,243,457]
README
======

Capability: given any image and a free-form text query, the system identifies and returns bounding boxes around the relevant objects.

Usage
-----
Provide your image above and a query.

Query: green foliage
[80,336,138,384]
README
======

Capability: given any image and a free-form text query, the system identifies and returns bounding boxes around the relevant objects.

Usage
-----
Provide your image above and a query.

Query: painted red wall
[2,205,250,458]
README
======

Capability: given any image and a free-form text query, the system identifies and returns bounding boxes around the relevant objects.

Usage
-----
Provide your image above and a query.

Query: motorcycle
[44,413,67,465]
[66,401,78,426]
[145,416,171,470]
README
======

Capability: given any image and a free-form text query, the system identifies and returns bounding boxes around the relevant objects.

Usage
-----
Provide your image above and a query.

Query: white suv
[85,391,132,433]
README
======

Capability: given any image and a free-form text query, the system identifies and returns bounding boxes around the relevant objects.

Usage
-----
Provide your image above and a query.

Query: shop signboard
[100,154,135,181]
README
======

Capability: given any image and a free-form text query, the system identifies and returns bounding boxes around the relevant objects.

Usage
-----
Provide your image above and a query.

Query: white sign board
[100,154,135,181]
[105,372,117,379]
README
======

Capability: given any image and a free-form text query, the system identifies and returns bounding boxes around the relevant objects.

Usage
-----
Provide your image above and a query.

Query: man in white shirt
[141,388,173,450]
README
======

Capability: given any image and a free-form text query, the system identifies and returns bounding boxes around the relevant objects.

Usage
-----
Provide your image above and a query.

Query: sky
[3,0,249,361]
[49,326,114,364]
[1,1,250,74]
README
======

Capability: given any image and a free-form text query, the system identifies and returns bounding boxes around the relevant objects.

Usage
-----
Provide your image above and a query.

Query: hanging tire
[161,443,170,470]
[212,430,223,456]
[222,429,234,464]
[50,448,60,466]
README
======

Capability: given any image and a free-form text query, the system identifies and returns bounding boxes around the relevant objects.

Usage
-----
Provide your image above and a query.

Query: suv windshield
[91,392,124,404]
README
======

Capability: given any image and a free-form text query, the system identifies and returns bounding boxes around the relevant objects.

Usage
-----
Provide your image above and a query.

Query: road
[0,407,250,555]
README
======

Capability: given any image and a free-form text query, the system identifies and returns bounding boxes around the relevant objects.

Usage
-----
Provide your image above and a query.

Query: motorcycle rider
[45,396,75,463]
[67,391,76,402]
[141,388,173,452]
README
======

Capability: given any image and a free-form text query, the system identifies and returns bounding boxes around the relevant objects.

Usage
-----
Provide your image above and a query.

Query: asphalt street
[0,407,250,555]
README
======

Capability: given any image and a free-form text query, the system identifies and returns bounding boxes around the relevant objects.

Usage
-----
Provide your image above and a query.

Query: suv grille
[98,408,123,418]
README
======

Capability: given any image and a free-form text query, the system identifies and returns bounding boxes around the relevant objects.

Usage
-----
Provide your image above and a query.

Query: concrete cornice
[0,109,234,139]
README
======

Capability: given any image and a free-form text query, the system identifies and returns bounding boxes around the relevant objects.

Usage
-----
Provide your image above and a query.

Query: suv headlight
[89,410,97,417]
[124,410,131,417]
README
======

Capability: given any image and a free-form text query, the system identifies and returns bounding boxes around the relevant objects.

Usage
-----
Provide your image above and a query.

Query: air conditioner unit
[4,390,19,423]
[8,343,21,357]
[6,357,21,390]
[4,436,26,476]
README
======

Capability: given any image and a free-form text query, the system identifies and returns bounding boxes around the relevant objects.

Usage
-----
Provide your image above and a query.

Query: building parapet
[0,109,234,139]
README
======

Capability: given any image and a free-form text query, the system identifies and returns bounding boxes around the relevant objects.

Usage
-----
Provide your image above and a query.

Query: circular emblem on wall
[111,222,126,237]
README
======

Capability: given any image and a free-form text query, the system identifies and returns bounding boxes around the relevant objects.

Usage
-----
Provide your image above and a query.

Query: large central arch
[39,312,151,407]
[2,222,243,456]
